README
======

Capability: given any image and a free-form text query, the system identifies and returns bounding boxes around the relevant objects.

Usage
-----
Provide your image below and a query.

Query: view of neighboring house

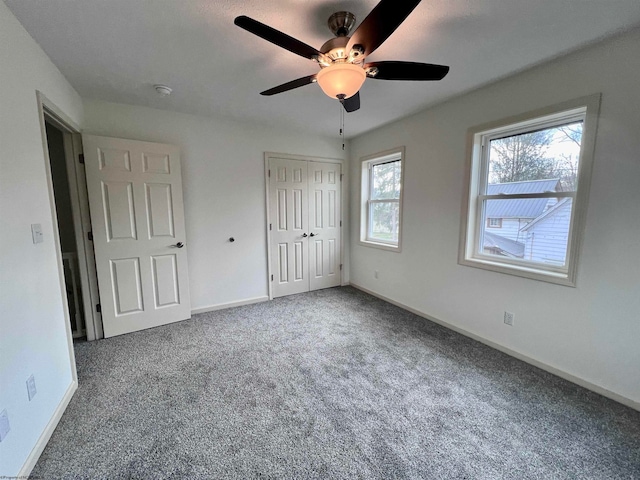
[483,179,572,265]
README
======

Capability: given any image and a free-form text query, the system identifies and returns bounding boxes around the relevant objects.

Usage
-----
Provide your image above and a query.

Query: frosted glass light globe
[316,63,366,99]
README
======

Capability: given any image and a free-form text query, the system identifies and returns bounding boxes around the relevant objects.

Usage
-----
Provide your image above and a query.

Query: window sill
[459,256,575,287]
[359,239,402,253]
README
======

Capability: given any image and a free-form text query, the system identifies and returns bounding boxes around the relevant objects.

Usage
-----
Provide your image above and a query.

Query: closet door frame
[264,152,345,300]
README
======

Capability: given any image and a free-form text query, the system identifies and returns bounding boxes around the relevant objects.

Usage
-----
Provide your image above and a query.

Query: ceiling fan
[234,0,449,113]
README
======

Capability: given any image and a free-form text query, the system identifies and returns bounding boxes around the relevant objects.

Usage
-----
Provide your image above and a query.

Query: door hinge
[340,174,343,181]
[271,274,274,281]
[96,303,101,313]
[87,231,93,241]
[269,223,272,231]
[78,153,85,164]
[340,220,342,227]
[340,264,343,271]
[268,169,271,177]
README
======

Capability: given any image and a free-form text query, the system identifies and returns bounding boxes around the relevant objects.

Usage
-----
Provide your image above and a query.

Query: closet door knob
[174,242,184,248]
[309,233,316,237]
[301,233,308,238]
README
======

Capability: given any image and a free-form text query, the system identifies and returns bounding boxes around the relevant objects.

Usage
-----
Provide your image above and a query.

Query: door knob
[301,233,308,238]
[175,242,184,248]
[309,233,316,237]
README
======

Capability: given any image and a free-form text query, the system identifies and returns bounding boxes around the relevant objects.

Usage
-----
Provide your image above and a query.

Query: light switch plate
[0,409,10,442]
[26,374,37,401]
[31,223,44,244]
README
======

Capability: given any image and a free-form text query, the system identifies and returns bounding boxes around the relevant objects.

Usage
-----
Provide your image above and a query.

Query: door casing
[37,91,102,342]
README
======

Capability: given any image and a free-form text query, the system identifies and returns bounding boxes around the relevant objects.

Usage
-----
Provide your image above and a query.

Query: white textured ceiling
[6,0,640,138]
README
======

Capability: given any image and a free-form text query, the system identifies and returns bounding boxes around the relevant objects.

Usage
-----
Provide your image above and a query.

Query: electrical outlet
[0,410,10,442]
[504,311,514,326]
[374,270,379,279]
[26,374,37,401]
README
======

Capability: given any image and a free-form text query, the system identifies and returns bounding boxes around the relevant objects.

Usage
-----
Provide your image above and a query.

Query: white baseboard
[191,296,269,315]
[18,380,78,478]
[350,283,639,412]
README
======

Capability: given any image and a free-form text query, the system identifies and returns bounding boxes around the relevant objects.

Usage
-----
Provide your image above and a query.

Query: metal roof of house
[483,232,525,258]
[486,179,560,219]
[521,197,573,231]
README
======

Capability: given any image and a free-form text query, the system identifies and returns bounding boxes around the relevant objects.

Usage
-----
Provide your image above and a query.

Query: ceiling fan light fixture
[316,63,366,99]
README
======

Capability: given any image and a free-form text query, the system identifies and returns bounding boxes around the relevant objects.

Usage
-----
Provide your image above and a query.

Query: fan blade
[260,75,317,96]
[365,61,449,81]
[341,92,361,112]
[234,16,323,61]
[346,0,422,57]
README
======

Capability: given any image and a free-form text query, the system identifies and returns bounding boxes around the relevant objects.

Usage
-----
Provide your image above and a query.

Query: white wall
[0,2,84,476]
[349,28,640,406]
[82,100,347,311]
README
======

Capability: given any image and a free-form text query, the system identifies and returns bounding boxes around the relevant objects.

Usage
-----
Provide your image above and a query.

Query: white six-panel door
[308,161,342,291]
[269,156,341,298]
[83,135,191,337]
[269,158,310,297]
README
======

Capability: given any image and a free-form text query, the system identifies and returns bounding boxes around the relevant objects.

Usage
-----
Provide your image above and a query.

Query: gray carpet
[32,286,640,479]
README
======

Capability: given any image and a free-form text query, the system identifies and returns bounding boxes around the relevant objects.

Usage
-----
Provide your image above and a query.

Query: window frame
[459,94,601,286]
[360,147,405,252]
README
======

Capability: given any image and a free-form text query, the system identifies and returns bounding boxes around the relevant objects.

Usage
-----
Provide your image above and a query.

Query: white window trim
[359,146,405,252]
[459,94,601,286]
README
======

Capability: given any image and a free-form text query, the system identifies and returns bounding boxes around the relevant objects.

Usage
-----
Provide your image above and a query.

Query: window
[460,95,600,286]
[360,147,404,251]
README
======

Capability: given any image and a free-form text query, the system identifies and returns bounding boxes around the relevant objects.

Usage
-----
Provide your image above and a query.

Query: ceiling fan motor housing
[320,36,349,61]
[322,12,365,64]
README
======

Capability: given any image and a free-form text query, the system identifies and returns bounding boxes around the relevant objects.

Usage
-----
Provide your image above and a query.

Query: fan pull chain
[339,103,345,151]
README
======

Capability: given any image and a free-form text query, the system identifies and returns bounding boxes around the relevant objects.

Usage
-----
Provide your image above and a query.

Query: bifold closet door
[269,158,310,297]
[308,161,341,291]
[269,157,341,298]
